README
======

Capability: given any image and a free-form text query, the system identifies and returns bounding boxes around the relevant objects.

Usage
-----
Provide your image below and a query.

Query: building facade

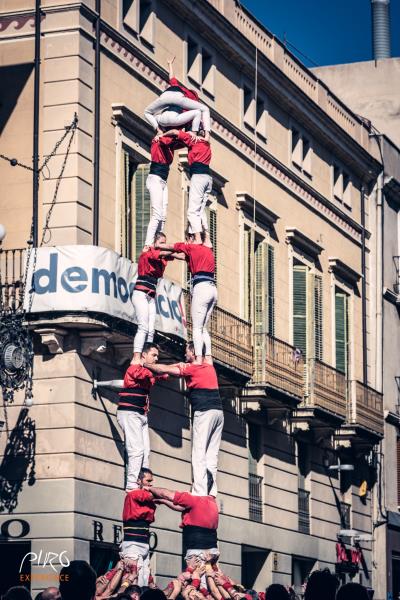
[0,0,387,597]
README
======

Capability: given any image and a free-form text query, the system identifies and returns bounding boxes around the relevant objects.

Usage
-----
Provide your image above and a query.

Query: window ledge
[328,257,361,286]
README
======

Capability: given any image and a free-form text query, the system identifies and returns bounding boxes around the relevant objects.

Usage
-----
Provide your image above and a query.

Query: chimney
[371,0,392,60]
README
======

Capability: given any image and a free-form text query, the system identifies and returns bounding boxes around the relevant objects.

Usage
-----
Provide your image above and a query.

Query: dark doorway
[393,556,400,600]
[241,545,269,590]
[0,64,34,134]
[0,541,31,595]
[90,541,120,576]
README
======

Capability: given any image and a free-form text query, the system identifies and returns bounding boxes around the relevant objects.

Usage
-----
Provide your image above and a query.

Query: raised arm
[167,56,176,80]
[154,241,175,251]
[144,362,182,376]
[156,498,185,512]
[149,486,177,502]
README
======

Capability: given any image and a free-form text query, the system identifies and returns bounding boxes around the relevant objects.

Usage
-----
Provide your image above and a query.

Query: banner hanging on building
[23,246,187,339]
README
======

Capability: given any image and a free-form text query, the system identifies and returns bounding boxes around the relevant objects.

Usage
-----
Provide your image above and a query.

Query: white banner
[23,246,187,339]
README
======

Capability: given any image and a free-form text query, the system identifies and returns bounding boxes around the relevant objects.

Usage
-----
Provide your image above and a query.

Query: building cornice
[236,192,279,229]
[285,227,323,257]
[328,258,361,287]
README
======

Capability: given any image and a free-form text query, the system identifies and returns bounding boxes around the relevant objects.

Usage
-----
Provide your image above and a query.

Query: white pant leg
[141,552,151,587]
[159,180,169,233]
[187,174,211,234]
[202,284,217,356]
[158,108,202,131]
[205,410,224,497]
[144,174,166,247]
[146,296,156,344]
[120,542,150,586]
[133,290,150,353]
[191,282,217,357]
[200,176,212,231]
[191,411,209,496]
[117,411,146,490]
[142,417,150,469]
[144,90,185,130]
[178,97,211,131]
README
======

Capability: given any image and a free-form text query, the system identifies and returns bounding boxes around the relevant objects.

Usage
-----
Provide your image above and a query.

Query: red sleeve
[177,130,193,146]
[173,242,189,255]
[178,363,194,376]
[173,491,194,508]
[158,135,175,146]
[169,77,179,86]
[124,365,149,386]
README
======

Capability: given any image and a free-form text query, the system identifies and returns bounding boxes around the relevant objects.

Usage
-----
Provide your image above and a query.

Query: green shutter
[254,241,266,334]
[314,275,323,360]
[133,164,151,261]
[335,291,348,373]
[293,264,307,357]
[209,207,217,285]
[267,244,275,336]
[243,227,253,321]
[121,150,131,258]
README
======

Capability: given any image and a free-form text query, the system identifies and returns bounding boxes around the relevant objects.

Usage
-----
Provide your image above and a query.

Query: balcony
[183,291,253,378]
[253,334,304,401]
[0,248,25,312]
[347,380,384,438]
[305,359,347,419]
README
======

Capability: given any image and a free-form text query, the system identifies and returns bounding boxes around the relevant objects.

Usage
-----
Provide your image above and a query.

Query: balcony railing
[184,291,252,376]
[348,380,384,437]
[298,488,310,534]
[305,359,347,419]
[249,472,263,522]
[253,333,304,399]
[0,248,25,311]
[339,501,351,529]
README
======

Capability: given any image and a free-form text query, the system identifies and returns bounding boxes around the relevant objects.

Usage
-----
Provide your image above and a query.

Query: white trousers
[132,291,156,353]
[144,174,168,247]
[192,409,224,497]
[188,174,212,234]
[117,411,150,490]
[191,281,217,357]
[120,541,150,586]
[144,91,211,131]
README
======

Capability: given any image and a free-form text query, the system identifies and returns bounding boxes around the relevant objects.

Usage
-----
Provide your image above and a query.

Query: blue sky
[242,0,400,67]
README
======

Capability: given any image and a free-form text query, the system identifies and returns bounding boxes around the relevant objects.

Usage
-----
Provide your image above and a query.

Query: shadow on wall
[0,64,34,135]
[0,407,36,512]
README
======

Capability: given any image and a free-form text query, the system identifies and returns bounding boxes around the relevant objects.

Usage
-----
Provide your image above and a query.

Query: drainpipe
[375,171,384,392]
[93,0,101,245]
[32,0,41,247]
[361,185,368,386]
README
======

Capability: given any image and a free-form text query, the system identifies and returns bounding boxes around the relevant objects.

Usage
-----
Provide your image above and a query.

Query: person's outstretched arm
[156,498,185,512]
[149,486,176,501]
[143,362,182,376]
[168,56,176,81]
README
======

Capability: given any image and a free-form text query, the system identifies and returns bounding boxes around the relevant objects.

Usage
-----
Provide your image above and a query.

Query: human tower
[117,56,222,586]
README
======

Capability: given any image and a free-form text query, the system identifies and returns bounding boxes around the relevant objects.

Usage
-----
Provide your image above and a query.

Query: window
[333,163,352,209]
[242,85,267,138]
[205,200,218,283]
[243,228,275,332]
[186,38,215,95]
[0,541,31,596]
[292,263,323,361]
[201,48,215,96]
[122,0,154,45]
[243,85,255,130]
[397,437,400,506]
[335,289,349,374]
[121,152,150,261]
[248,423,263,522]
[291,126,312,177]
[297,441,310,534]
[187,37,201,84]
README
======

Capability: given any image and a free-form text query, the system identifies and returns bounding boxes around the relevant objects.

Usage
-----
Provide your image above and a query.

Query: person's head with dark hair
[304,569,338,600]
[141,343,159,365]
[184,231,195,244]
[336,583,369,600]
[185,341,196,363]
[137,467,153,489]
[123,585,142,600]
[265,584,290,600]
[2,588,32,600]
[140,590,166,600]
[41,588,60,600]
[59,560,96,600]
[154,232,166,246]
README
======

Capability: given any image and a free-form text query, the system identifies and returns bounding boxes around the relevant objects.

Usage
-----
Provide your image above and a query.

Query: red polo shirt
[177,131,211,166]
[137,247,170,279]
[150,135,177,165]
[173,491,219,529]
[123,489,156,524]
[169,77,199,101]
[178,362,219,391]
[173,243,215,275]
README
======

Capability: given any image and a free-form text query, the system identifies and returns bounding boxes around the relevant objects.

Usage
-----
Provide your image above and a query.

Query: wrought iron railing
[348,380,384,436]
[183,290,252,376]
[0,248,25,311]
[249,472,263,522]
[304,359,347,419]
[298,488,310,534]
[253,333,304,399]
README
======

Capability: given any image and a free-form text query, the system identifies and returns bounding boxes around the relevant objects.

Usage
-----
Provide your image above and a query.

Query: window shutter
[133,164,150,261]
[293,264,307,357]
[243,228,254,321]
[267,244,275,336]
[335,291,348,373]
[254,241,266,334]
[209,206,217,284]
[120,150,132,259]
[397,438,400,506]
[314,274,323,360]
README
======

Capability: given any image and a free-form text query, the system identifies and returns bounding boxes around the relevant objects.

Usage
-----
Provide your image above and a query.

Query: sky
[242,0,400,67]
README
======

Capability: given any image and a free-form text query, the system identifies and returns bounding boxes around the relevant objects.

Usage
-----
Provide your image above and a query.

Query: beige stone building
[0,0,387,597]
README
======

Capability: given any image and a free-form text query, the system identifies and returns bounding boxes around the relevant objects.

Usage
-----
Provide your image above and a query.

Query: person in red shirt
[155,233,217,363]
[144,56,210,138]
[162,128,212,245]
[144,134,185,248]
[120,467,157,586]
[117,343,168,491]
[147,484,219,564]
[132,232,183,361]
[144,342,223,497]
